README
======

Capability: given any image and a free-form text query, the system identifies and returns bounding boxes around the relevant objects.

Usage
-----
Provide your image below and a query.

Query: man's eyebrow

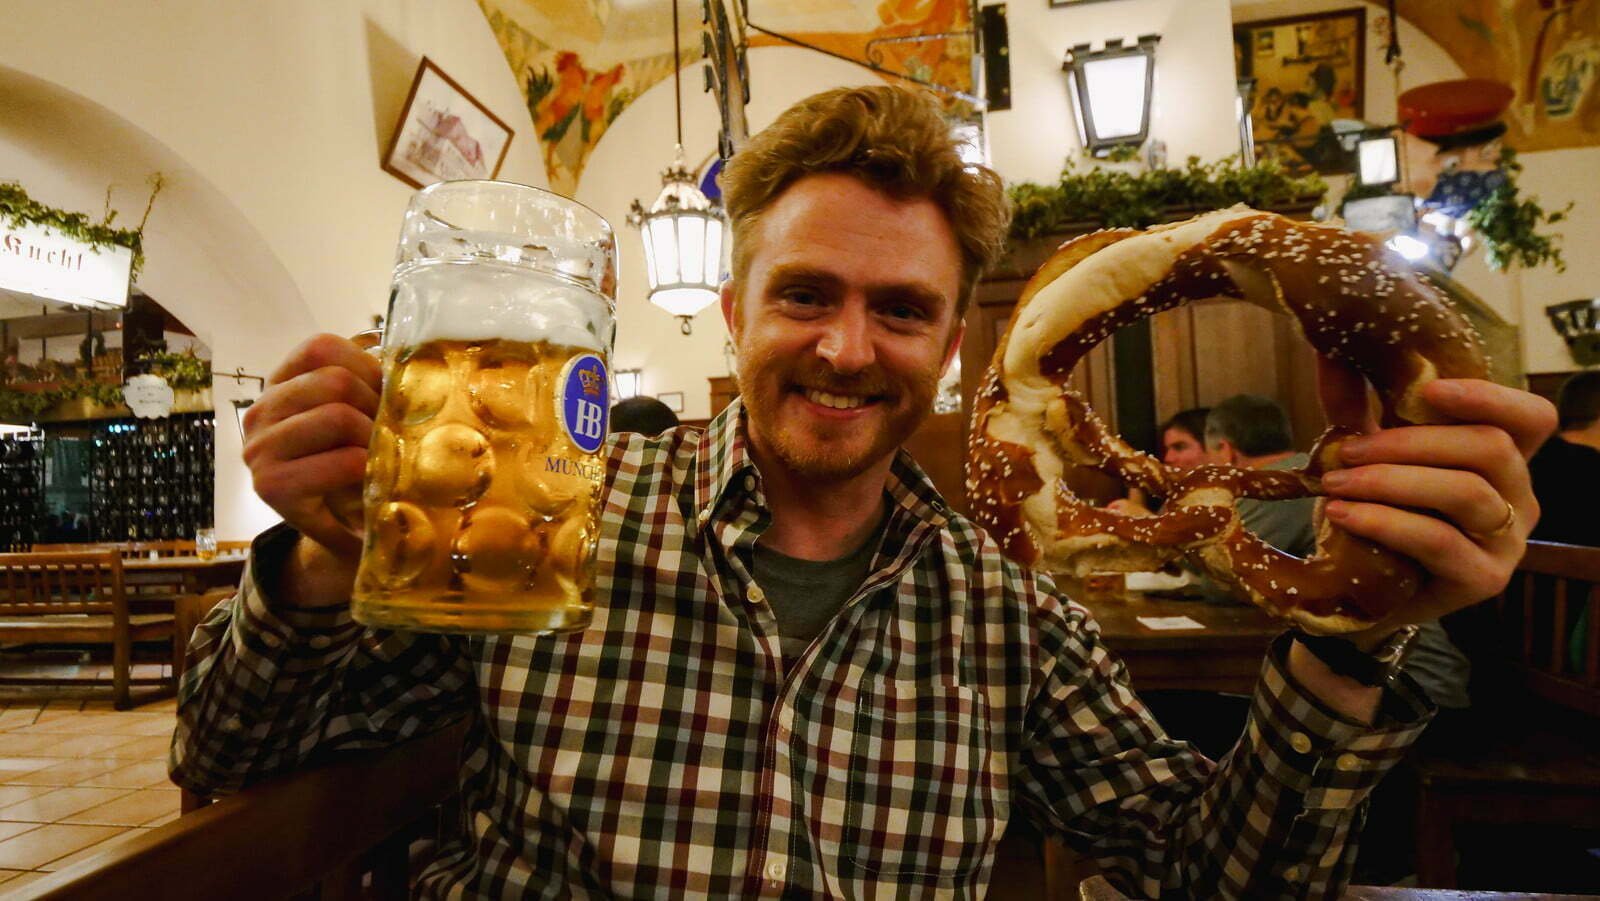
[765,263,949,309]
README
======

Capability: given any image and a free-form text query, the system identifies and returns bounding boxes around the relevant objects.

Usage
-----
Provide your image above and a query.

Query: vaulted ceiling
[476,0,975,192]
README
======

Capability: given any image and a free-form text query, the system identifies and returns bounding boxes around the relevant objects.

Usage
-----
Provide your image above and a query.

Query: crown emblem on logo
[578,367,603,397]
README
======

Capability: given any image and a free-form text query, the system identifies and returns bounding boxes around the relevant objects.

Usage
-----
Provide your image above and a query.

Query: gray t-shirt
[752,531,879,663]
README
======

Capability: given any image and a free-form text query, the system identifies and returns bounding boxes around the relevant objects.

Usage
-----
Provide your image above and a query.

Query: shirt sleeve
[169,523,476,796]
[1014,598,1431,900]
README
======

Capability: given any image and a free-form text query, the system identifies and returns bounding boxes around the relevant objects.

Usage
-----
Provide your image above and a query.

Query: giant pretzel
[966,208,1488,634]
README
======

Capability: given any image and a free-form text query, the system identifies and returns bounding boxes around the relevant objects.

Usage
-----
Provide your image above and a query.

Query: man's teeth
[805,390,867,410]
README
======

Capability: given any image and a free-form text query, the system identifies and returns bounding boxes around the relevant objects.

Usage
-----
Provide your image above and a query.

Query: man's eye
[884,303,926,322]
[781,288,822,306]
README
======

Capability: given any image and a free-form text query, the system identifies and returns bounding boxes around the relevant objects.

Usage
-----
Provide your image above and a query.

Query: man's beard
[736,349,940,483]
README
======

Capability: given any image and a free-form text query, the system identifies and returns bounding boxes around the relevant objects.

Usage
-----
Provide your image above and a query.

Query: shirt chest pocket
[840,683,999,883]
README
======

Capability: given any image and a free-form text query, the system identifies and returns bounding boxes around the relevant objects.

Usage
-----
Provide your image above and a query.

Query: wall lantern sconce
[1062,34,1160,158]
[1356,130,1401,188]
[1546,298,1600,366]
[614,368,643,400]
[222,367,266,439]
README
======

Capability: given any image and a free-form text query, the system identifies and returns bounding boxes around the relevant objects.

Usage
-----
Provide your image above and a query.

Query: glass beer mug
[350,180,617,634]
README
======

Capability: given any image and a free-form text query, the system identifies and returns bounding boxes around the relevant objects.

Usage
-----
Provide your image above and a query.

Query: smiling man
[175,85,1555,899]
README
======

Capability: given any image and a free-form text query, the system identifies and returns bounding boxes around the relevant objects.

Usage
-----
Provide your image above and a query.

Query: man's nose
[816,304,875,373]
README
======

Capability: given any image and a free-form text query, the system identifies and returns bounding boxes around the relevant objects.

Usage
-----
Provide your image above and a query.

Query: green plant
[1007,156,1327,240]
[0,182,147,277]
[0,349,211,423]
[1464,147,1572,273]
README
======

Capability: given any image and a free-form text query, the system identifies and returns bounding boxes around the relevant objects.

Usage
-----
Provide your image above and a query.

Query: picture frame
[1048,0,1123,6]
[382,57,514,190]
[657,392,685,414]
[1233,8,1366,175]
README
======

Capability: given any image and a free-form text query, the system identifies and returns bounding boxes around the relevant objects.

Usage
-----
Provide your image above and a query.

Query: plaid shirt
[172,401,1430,899]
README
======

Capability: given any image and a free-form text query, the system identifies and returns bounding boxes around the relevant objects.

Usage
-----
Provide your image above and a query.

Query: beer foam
[389,261,610,352]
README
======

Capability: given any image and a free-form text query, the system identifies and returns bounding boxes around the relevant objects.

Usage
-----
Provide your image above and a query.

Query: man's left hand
[1316,368,1558,634]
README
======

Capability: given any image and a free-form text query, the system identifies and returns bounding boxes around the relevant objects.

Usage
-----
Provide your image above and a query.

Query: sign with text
[0,221,133,309]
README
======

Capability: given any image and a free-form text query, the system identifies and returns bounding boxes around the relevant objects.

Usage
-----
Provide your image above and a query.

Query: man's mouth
[803,389,870,410]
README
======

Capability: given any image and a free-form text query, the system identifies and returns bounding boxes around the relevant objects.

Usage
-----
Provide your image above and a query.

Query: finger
[1338,423,1531,503]
[1322,463,1514,536]
[250,448,368,557]
[245,365,381,434]
[268,333,384,391]
[295,508,364,560]
[1418,379,1558,459]
[1324,499,1514,601]
[243,405,373,471]
[1316,356,1379,434]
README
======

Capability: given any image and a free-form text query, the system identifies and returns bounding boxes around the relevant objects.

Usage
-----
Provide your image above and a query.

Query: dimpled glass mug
[350,180,617,635]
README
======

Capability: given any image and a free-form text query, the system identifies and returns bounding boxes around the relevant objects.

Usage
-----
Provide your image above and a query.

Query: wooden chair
[0,551,176,709]
[1413,540,1600,888]
[11,720,468,900]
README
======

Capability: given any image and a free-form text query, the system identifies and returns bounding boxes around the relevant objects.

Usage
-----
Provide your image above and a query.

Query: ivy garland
[1008,156,1328,239]
[0,181,148,277]
[0,349,211,423]
[1465,147,1571,273]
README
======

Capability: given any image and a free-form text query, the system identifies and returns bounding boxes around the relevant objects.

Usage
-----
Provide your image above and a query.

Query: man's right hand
[242,334,383,607]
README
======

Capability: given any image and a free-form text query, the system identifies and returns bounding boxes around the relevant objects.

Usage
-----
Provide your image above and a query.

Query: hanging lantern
[629,154,726,335]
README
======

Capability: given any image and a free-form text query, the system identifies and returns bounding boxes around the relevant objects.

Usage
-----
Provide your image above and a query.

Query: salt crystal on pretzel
[965,207,1488,634]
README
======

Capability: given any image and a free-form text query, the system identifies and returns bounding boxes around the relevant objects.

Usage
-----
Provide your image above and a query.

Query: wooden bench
[10,720,468,900]
[0,551,176,709]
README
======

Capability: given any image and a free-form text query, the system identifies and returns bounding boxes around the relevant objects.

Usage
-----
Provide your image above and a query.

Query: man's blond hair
[720,85,1010,317]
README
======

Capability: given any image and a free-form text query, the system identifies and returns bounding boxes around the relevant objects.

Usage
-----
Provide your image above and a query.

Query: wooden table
[1082,594,1284,694]
[122,552,247,596]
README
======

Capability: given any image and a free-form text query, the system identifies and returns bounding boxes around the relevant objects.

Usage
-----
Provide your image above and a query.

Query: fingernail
[1431,380,1464,401]
[1322,471,1350,491]
[1339,437,1369,463]
[1324,500,1351,521]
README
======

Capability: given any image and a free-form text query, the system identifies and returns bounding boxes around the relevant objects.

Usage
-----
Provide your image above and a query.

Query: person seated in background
[1106,407,1210,515]
[1528,370,1600,546]
[608,395,679,436]
[1203,394,1316,557]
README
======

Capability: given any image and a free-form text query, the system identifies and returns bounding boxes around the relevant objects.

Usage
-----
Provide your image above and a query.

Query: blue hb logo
[560,353,609,453]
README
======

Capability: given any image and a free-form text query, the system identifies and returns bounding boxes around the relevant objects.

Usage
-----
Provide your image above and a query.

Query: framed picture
[1234,8,1366,174]
[382,57,514,190]
[657,392,685,414]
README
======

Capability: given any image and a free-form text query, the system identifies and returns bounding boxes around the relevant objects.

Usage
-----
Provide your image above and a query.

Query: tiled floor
[0,661,178,892]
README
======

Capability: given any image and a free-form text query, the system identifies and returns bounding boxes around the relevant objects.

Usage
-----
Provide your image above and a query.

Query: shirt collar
[692,397,951,531]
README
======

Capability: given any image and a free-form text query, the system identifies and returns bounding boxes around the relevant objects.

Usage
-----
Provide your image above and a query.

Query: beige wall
[0,0,546,538]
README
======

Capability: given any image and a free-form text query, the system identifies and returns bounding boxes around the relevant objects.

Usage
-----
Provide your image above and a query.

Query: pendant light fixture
[629,0,727,336]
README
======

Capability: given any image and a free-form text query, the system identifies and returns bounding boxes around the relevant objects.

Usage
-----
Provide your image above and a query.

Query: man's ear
[719,280,740,342]
[1211,439,1237,466]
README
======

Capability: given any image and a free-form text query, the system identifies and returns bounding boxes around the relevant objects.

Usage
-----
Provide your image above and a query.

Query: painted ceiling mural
[477,0,973,195]
[1372,0,1599,151]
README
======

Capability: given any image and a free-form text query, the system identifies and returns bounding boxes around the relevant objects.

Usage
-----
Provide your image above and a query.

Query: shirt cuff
[232,523,364,667]
[1244,632,1434,812]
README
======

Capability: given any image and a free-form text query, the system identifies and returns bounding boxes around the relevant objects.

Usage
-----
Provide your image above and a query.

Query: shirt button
[1289,732,1313,754]
[308,634,332,650]
[1284,865,1302,881]
[742,474,757,492]
[221,715,243,734]
[259,631,282,649]
[1336,753,1359,772]
[765,861,786,880]
[746,584,767,605]
[696,509,710,527]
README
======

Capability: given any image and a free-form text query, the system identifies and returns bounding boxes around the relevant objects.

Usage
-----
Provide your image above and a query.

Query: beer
[349,179,616,634]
